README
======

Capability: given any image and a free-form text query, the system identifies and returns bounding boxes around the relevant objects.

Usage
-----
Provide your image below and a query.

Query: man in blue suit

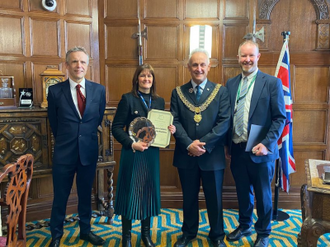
[225,40,286,247]
[47,46,106,247]
[170,48,231,247]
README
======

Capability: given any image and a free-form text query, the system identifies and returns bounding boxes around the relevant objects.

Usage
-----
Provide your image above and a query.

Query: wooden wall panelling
[145,0,179,19]
[225,0,248,18]
[146,25,180,61]
[30,18,60,57]
[106,66,137,105]
[105,25,138,61]
[0,0,21,10]
[185,0,219,19]
[0,15,24,55]
[105,0,137,19]
[66,0,91,16]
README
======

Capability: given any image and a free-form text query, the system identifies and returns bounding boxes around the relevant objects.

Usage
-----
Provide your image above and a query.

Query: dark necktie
[76,84,86,117]
[196,85,201,102]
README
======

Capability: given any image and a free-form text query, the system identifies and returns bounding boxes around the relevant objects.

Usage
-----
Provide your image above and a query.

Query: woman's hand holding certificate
[147,109,174,148]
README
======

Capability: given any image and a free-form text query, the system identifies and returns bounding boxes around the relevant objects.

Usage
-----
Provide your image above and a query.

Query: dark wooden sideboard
[0,106,116,223]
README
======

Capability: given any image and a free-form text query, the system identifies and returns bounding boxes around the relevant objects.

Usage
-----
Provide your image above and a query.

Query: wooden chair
[0,154,34,247]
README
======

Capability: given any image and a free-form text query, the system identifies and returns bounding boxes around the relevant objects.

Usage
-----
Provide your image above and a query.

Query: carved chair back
[0,154,34,247]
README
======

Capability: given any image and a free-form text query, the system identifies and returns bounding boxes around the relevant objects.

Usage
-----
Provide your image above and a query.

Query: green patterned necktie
[234,77,248,136]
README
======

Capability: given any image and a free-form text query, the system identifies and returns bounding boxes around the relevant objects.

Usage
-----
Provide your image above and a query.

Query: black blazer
[112,92,165,149]
[170,80,231,171]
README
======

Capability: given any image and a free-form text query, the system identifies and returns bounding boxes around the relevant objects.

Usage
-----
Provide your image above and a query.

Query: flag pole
[272,31,291,221]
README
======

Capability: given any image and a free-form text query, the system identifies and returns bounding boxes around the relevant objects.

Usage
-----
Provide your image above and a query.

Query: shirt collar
[191,78,207,90]
[241,68,258,81]
[69,77,86,90]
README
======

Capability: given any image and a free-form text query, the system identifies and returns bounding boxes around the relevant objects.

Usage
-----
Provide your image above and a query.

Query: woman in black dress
[112,64,175,247]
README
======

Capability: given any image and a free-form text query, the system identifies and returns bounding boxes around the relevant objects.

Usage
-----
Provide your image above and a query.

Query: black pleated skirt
[114,146,161,220]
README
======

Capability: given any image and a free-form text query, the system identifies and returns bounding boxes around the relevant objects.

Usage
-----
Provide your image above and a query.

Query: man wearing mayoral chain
[170,48,231,247]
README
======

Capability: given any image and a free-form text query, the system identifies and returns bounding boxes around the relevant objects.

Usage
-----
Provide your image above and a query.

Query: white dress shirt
[69,78,86,119]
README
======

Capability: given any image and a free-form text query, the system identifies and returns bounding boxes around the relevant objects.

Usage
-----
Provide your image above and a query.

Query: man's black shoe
[254,236,269,247]
[226,226,252,242]
[80,231,105,246]
[49,238,60,247]
[210,239,227,247]
[174,235,195,247]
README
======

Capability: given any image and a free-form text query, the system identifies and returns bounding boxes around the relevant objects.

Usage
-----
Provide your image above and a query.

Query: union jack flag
[274,39,296,193]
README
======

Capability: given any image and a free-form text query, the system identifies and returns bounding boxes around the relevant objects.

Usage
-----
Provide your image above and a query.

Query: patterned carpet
[26,208,330,246]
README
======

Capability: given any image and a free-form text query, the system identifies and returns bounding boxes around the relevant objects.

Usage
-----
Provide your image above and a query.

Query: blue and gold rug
[26,209,330,246]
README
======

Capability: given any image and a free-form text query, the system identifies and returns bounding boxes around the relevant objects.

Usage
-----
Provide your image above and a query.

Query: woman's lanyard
[235,74,257,103]
[138,91,152,110]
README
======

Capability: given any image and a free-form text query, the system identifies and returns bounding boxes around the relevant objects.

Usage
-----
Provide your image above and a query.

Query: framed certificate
[148,109,173,148]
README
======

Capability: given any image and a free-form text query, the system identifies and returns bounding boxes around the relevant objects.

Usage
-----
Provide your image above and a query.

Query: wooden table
[298,159,330,246]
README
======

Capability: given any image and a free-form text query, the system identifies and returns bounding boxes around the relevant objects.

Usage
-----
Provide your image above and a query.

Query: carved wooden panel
[0,118,48,169]
[106,66,137,102]
[223,67,241,86]
[106,0,137,19]
[225,0,248,18]
[223,25,248,59]
[0,1,21,10]
[66,0,91,16]
[30,19,59,57]
[293,110,327,143]
[145,0,179,19]
[159,149,179,187]
[185,0,219,19]
[317,24,330,49]
[0,16,23,55]
[106,26,137,60]
[146,25,179,60]
[154,66,177,105]
[294,66,328,103]
[66,22,92,56]
[267,0,317,51]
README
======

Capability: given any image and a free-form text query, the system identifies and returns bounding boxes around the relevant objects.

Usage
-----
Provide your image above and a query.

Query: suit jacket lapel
[249,71,264,119]
[199,80,214,103]
[230,75,242,116]
[182,82,196,104]
[61,80,80,118]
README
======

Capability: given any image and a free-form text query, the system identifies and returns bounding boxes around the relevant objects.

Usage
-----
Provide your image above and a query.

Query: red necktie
[76,84,86,117]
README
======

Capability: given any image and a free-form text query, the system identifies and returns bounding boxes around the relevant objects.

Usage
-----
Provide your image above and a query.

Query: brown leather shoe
[80,231,105,245]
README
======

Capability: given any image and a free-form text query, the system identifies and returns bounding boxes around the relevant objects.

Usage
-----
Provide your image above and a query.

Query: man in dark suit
[170,48,231,247]
[47,46,106,247]
[225,40,286,247]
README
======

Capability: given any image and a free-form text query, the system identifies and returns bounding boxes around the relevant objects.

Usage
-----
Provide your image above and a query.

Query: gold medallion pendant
[194,112,202,123]
[176,84,221,124]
